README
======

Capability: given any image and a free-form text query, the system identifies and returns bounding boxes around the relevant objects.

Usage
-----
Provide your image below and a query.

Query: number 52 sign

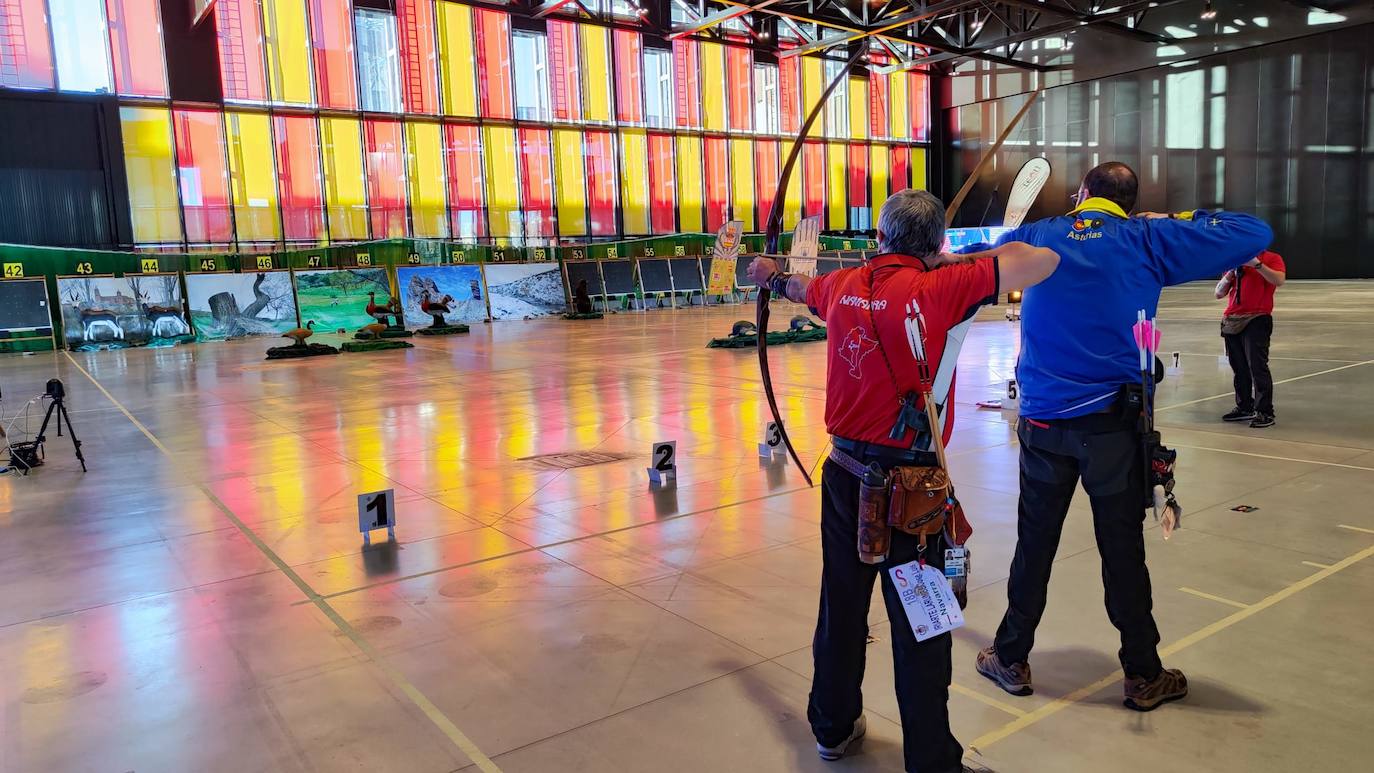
[357,489,396,545]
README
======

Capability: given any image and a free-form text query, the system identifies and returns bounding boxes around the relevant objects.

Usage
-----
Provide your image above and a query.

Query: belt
[830,435,934,473]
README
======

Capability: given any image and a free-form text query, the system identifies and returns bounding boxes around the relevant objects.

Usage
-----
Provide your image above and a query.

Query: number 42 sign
[357,489,396,545]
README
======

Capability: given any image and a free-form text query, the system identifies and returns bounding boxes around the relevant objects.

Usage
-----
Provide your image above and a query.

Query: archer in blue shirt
[975,162,1274,714]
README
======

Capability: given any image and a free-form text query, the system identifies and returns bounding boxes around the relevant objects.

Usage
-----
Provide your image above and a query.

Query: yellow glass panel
[802,57,823,139]
[553,129,588,237]
[730,139,754,232]
[119,106,181,244]
[849,77,868,140]
[225,111,281,242]
[320,117,367,241]
[871,144,890,216]
[483,126,520,238]
[438,1,477,117]
[580,25,612,123]
[701,42,726,132]
[889,72,908,139]
[827,143,846,230]
[784,161,802,231]
[262,0,314,105]
[910,147,927,191]
[620,129,650,235]
[675,136,704,233]
[406,121,447,237]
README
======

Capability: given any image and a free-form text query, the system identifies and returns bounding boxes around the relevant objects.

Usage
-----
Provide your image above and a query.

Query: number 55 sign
[357,489,396,545]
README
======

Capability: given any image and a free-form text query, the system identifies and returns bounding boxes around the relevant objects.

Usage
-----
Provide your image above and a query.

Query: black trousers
[808,458,963,773]
[1223,314,1274,415]
[993,414,1164,679]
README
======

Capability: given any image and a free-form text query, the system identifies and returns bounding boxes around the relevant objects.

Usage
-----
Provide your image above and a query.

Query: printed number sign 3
[759,421,782,458]
[889,560,965,642]
[648,441,677,485]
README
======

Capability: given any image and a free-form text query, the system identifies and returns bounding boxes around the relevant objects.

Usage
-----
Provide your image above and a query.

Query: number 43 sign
[357,489,396,545]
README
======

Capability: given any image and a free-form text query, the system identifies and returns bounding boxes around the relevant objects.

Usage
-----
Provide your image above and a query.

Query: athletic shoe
[1123,668,1188,711]
[817,714,866,761]
[961,746,997,772]
[1222,408,1255,422]
[975,646,1033,696]
[1249,413,1275,428]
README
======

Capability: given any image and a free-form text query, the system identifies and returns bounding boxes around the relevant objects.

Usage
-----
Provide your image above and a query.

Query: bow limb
[757,47,866,488]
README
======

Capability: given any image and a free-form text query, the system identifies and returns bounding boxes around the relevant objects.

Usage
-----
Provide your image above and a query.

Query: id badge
[944,547,967,578]
[889,560,965,642]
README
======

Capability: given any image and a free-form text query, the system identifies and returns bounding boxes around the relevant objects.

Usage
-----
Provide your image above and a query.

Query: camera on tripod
[45,379,64,400]
[4,377,86,475]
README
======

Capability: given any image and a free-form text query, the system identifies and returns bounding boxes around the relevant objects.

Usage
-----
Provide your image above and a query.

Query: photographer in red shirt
[1216,250,1286,428]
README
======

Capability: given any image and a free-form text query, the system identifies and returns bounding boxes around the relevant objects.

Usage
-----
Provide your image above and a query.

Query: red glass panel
[613,29,643,124]
[754,140,779,228]
[778,48,800,134]
[869,58,888,138]
[803,141,826,220]
[909,72,930,142]
[647,133,676,234]
[547,20,581,121]
[519,128,554,238]
[848,144,868,211]
[726,46,751,132]
[397,0,439,114]
[0,0,54,89]
[892,145,910,192]
[475,9,513,120]
[703,137,729,232]
[273,115,325,242]
[585,131,618,236]
[672,39,700,129]
[308,0,357,109]
[445,124,486,239]
[106,0,167,97]
[172,110,232,244]
[364,119,407,238]
[216,0,269,102]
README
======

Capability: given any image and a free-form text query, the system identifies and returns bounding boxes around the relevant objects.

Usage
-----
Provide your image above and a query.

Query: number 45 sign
[357,489,396,545]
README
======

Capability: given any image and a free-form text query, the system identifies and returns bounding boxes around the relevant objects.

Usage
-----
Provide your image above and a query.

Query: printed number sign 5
[1006,380,1019,401]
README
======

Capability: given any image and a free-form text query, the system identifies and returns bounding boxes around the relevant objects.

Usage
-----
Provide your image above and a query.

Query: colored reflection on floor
[3,282,1374,772]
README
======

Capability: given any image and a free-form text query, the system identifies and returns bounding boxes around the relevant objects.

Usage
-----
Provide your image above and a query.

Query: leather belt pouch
[887,465,950,538]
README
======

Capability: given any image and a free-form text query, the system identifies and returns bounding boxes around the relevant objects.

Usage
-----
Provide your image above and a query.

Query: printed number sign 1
[140,258,159,273]
[356,253,372,266]
[407,253,421,265]
[357,489,396,545]
[759,421,783,458]
[647,441,677,485]
[307,255,322,268]
[1004,379,1020,410]
[256,256,273,270]
[75,262,94,275]
[199,258,217,272]
[3,262,22,278]
[673,245,686,256]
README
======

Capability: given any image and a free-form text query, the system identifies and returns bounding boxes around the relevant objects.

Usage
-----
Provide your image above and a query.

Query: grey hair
[876,189,946,258]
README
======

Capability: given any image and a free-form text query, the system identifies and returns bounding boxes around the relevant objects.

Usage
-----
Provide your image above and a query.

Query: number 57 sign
[357,489,396,545]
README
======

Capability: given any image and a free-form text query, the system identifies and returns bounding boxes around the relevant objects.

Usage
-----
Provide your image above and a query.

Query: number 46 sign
[357,489,396,545]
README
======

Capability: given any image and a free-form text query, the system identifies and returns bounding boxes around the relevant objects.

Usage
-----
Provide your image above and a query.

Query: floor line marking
[63,352,502,773]
[1177,586,1249,609]
[1301,561,1332,569]
[1338,524,1374,535]
[1171,352,1361,364]
[970,539,1374,752]
[1168,444,1374,473]
[1156,359,1374,412]
[950,682,1029,718]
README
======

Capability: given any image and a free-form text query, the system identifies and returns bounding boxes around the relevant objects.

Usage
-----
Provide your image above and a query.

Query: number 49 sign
[357,489,396,545]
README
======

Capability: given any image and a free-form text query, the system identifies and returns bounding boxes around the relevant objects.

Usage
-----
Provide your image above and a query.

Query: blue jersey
[998,198,1273,419]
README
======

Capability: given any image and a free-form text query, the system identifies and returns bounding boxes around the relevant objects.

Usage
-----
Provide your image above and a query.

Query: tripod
[33,379,86,473]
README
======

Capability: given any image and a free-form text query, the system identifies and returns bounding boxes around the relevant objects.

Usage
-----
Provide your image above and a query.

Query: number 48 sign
[357,489,396,545]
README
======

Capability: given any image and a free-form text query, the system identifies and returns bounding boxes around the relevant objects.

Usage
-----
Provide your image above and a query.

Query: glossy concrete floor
[2,280,1372,773]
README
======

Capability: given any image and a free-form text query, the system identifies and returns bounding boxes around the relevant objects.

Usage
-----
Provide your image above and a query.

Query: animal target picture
[56,274,194,351]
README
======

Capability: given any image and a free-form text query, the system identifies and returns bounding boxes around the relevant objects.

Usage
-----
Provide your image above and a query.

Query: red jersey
[804,253,999,449]
[1224,250,1285,316]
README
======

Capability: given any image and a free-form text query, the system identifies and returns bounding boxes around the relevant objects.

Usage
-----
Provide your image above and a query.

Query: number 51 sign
[357,489,396,545]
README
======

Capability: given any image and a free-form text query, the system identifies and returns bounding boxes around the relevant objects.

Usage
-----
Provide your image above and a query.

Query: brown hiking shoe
[975,646,1032,696]
[1123,668,1188,711]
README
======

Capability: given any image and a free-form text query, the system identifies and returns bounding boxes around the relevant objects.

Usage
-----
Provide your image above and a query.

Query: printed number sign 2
[3,262,22,278]
[648,441,677,484]
[357,489,397,543]
[140,258,159,273]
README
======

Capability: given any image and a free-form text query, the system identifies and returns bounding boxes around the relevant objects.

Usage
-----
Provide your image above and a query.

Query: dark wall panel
[0,92,131,248]
[940,25,1374,279]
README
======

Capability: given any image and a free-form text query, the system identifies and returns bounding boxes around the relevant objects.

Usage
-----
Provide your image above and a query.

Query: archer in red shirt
[1216,249,1286,426]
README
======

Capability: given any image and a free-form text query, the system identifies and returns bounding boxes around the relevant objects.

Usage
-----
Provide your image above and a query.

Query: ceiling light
[1201,1,1217,20]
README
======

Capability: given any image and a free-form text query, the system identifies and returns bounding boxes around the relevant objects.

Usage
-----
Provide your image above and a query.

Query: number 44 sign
[357,489,396,545]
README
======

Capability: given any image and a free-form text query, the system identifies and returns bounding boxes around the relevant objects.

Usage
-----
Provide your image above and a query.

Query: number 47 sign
[357,489,396,545]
